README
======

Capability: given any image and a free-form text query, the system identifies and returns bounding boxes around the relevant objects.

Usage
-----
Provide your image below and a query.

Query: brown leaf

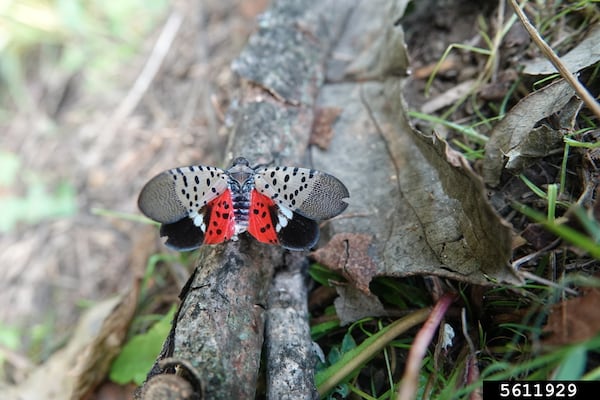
[504,125,564,171]
[311,233,377,293]
[478,69,519,102]
[543,288,600,346]
[309,107,341,150]
[334,285,386,326]
[521,223,558,250]
[71,228,153,399]
[71,279,140,399]
[523,25,600,75]
[1,297,123,400]
[483,78,575,186]
[310,0,516,285]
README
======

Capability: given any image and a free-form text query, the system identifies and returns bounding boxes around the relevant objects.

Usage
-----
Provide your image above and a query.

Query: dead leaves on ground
[309,1,599,326]
[310,0,516,291]
[543,287,600,346]
[311,233,377,294]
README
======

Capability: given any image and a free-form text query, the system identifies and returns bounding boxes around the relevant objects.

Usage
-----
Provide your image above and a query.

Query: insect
[138,157,349,251]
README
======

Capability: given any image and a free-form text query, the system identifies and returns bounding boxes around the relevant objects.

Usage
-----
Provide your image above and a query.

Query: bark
[265,253,319,400]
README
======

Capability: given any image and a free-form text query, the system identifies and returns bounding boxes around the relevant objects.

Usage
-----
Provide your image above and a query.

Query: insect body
[138,157,349,251]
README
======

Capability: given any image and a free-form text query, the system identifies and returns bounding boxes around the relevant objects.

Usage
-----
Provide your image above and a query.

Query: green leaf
[311,319,340,341]
[341,332,357,353]
[554,345,586,380]
[370,277,429,308]
[109,307,175,385]
[308,263,344,287]
[0,151,20,186]
[0,323,22,350]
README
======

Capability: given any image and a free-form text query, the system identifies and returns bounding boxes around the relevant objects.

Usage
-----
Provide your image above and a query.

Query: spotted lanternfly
[138,157,349,251]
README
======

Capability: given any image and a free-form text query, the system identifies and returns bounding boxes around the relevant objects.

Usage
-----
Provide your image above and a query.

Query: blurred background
[0,0,266,385]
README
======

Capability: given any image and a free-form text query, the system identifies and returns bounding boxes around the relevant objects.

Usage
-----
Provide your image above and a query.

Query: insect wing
[201,189,236,244]
[247,190,279,245]
[253,166,349,221]
[248,190,319,250]
[138,165,229,223]
[159,217,203,251]
[138,165,230,251]
[275,210,320,250]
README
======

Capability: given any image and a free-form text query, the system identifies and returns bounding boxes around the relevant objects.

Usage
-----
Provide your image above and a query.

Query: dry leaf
[504,124,564,171]
[523,25,600,75]
[334,285,387,326]
[71,279,140,399]
[311,233,377,293]
[420,79,477,114]
[483,78,575,186]
[578,132,600,219]
[310,0,517,286]
[310,107,342,150]
[543,288,600,346]
[1,297,122,400]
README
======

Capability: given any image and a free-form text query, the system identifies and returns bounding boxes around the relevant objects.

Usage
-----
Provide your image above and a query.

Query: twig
[518,270,578,296]
[461,308,482,400]
[97,11,183,151]
[511,238,561,270]
[395,293,456,400]
[266,254,318,399]
[509,0,600,119]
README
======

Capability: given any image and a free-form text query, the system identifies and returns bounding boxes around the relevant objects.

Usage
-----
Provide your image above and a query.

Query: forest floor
[1,0,598,398]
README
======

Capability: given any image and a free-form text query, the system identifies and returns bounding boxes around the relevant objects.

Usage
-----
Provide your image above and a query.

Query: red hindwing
[247,190,279,245]
[203,190,235,244]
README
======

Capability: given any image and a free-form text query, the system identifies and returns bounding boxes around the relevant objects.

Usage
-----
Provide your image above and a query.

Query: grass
[310,267,600,399]
[315,309,431,397]
[317,0,600,398]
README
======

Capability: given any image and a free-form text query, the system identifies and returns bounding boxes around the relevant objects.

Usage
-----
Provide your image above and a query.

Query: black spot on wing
[276,211,320,251]
[159,218,204,251]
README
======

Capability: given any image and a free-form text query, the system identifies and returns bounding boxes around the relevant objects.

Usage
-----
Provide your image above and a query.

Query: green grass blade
[316,308,430,397]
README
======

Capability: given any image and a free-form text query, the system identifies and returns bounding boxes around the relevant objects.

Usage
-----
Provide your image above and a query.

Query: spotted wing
[138,165,231,251]
[247,190,319,250]
[253,166,349,221]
